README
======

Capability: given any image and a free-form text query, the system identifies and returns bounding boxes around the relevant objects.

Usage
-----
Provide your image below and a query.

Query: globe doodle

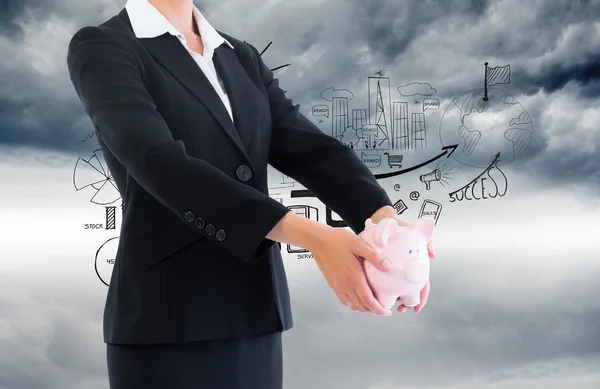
[439,87,533,169]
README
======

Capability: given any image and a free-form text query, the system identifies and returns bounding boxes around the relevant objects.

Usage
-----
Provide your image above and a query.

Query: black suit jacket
[66,8,393,345]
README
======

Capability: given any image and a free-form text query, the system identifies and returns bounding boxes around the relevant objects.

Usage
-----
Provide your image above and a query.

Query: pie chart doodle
[73,149,121,205]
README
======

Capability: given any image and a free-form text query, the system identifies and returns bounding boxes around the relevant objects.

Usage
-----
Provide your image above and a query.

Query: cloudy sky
[1,0,599,388]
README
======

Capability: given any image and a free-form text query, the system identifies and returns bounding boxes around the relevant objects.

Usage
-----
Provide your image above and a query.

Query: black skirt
[106,331,283,389]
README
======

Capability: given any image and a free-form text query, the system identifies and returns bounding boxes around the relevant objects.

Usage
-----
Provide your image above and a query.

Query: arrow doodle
[374,144,458,179]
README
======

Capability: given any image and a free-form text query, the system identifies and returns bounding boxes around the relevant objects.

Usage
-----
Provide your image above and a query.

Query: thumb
[427,240,437,259]
[354,237,393,271]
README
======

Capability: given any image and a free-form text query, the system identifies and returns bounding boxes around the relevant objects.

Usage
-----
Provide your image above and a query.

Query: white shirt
[125,0,235,122]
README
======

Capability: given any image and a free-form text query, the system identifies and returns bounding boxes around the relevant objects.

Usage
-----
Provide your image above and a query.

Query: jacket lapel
[117,8,249,161]
[212,44,255,150]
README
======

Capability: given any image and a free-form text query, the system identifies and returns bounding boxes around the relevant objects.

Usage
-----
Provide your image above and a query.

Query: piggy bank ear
[364,218,375,229]
[373,218,399,247]
[408,218,435,241]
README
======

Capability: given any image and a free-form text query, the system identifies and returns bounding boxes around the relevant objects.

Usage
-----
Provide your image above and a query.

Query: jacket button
[184,211,195,223]
[194,217,205,229]
[235,165,252,182]
[205,224,216,235]
[216,229,227,241]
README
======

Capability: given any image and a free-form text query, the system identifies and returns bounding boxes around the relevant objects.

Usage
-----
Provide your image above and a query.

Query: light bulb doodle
[448,152,507,202]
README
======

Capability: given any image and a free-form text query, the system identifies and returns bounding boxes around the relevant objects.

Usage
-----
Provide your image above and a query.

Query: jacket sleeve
[246,43,393,234]
[67,27,289,264]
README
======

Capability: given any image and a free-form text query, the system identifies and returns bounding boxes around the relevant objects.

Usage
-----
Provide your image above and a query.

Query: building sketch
[313,77,438,152]
[411,112,427,149]
[392,102,409,150]
[331,97,350,139]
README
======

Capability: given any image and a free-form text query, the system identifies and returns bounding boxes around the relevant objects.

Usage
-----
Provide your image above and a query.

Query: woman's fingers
[413,281,431,313]
[427,240,437,259]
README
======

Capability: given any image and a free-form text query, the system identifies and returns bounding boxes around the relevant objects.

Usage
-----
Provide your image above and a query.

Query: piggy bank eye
[409,250,412,254]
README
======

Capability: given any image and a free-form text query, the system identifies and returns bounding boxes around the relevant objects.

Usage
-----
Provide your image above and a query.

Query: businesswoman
[67,0,435,388]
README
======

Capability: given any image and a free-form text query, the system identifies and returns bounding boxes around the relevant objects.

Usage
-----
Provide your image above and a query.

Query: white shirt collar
[125,0,233,57]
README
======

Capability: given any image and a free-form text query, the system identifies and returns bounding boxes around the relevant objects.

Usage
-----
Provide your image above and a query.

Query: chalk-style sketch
[374,144,457,179]
[423,98,440,112]
[368,77,392,149]
[393,184,401,191]
[373,69,387,77]
[448,152,508,202]
[244,40,291,73]
[94,237,118,286]
[482,62,510,101]
[439,63,533,169]
[105,206,116,230]
[504,119,532,159]
[320,87,355,102]
[419,162,454,190]
[457,123,481,155]
[325,207,347,228]
[269,193,284,204]
[312,76,440,152]
[409,191,420,201]
[290,189,348,228]
[81,131,95,143]
[286,205,319,253]
[397,82,436,97]
[360,152,381,168]
[268,170,296,190]
[312,105,329,119]
[384,152,403,168]
[73,149,121,205]
[244,40,290,92]
[418,199,442,224]
[393,198,408,215]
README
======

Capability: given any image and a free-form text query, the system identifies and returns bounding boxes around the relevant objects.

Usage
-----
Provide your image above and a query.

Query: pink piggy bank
[358,217,435,309]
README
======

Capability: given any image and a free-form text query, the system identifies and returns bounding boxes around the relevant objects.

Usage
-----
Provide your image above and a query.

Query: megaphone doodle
[419,169,441,190]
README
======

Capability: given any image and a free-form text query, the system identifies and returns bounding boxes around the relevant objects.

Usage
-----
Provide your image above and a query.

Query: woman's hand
[307,227,393,316]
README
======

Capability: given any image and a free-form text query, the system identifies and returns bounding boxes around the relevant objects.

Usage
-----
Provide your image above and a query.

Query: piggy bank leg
[378,295,398,310]
[400,292,420,308]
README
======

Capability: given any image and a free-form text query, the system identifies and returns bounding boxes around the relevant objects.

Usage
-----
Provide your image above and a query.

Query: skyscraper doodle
[312,77,439,152]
